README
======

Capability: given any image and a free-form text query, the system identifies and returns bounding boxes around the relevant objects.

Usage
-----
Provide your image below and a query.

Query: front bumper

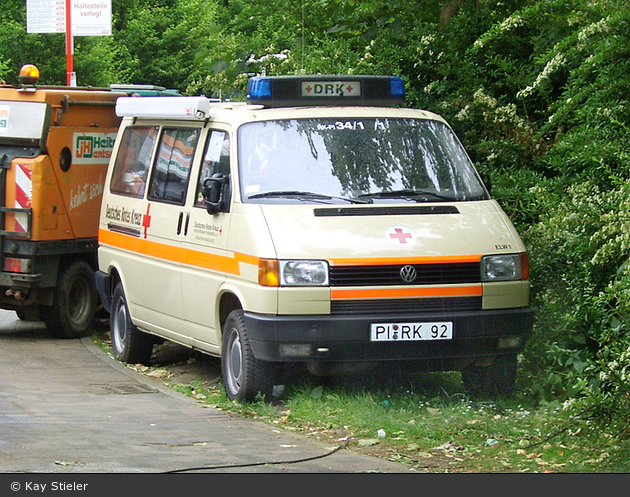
[244,307,534,369]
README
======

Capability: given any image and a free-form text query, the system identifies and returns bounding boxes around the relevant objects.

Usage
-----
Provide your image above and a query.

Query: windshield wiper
[248,190,371,204]
[359,189,456,202]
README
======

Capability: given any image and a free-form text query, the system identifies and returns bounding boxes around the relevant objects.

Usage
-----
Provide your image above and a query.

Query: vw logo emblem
[400,265,417,283]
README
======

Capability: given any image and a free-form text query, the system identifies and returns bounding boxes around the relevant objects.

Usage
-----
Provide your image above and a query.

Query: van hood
[259,200,525,261]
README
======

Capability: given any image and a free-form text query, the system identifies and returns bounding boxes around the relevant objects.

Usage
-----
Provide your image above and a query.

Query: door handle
[177,212,190,236]
[177,212,183,235]
[183,211,190,236]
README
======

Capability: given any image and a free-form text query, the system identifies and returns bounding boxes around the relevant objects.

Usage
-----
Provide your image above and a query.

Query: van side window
[109,126,158,198]
[195,130,230,207]
[148,128,200,205]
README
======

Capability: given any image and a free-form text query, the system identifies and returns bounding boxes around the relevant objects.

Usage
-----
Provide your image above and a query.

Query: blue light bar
[246,75,406,108]
[389,77,406,99]
[247,77,272,101]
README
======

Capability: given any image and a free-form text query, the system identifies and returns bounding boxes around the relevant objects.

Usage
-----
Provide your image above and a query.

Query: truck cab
[0,65,177,338]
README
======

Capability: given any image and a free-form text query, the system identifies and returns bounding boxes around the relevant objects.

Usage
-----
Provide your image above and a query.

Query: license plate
[370,322,453,342]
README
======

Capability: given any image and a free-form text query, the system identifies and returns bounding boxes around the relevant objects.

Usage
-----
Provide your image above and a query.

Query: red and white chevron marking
[13,163,32,233]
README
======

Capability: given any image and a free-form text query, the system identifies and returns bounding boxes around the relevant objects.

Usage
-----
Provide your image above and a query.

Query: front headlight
[279,260,329,286]
[481,254,522,281]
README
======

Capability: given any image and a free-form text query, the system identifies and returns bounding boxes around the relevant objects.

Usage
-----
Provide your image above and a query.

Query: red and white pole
[65,0,75,86]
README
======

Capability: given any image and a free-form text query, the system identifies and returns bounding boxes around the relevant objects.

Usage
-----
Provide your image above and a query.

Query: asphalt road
[0,310,413,474]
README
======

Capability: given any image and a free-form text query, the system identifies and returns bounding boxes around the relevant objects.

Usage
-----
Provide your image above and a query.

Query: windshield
[238,117,487,204]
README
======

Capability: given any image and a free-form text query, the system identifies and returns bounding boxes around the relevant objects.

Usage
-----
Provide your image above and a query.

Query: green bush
[525,180,630,430]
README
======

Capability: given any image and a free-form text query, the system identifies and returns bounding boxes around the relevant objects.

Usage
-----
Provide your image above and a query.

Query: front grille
[331,296,482,314]
[329,262,480,286]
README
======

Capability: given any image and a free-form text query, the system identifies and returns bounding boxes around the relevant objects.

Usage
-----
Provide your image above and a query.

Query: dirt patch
[94,324,221,386]
[151,340,222,385]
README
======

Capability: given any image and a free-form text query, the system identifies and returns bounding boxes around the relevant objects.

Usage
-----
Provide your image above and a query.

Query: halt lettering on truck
[69,175,104,210]
[73,132,117,164]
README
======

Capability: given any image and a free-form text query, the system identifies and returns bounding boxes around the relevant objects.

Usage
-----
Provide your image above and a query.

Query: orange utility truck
[0,65,176,337]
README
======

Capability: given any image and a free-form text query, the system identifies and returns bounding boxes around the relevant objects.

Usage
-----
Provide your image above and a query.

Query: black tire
[110,283,153,365]
[461,354,517,399]
[221,310,274,402]
[41,260,97,338]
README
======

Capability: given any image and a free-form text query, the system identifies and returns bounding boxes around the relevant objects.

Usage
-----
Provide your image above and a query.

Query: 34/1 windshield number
[317,121,365,131]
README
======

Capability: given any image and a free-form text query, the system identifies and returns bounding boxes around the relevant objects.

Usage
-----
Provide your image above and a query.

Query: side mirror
[202,174,230,214]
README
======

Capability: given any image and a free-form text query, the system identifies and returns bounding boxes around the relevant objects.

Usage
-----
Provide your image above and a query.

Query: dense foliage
[2,0,630,438]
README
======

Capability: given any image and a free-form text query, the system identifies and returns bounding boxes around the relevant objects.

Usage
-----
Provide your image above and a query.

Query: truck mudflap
[95,270,112,313]
[242,307,534,366]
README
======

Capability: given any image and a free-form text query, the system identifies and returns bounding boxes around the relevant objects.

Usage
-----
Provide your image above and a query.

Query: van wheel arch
[108,268,122,293]
[218,292,242,332]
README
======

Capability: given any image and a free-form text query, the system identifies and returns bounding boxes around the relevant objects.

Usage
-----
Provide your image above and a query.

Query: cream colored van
[96,75,534,401]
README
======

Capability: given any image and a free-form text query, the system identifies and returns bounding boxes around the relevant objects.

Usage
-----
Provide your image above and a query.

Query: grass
[91,328,630,473]
[218,376,627,473]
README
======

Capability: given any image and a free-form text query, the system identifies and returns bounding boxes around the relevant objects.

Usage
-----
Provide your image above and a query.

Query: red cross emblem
[142,203,152,238]
[387,227,415,244]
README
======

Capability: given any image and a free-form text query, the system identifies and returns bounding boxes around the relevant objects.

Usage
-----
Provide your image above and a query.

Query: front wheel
[221,310,274,402]
[41,260,97,338]
[110,283,153,365]
[461,354,517,399]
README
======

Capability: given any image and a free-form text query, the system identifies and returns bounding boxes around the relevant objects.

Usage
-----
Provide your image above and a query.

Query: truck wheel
[461,354,517,399]
[110,283,153,365]
[221,310,274,402]
[41,260,97,338]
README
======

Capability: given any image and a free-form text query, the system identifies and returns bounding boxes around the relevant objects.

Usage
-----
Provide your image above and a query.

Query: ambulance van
[96,75,534,401]
[0,65,178,338]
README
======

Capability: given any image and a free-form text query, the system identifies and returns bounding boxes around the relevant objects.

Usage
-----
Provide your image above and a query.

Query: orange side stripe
[98,228,259,275]
[99,229,483,283]
[98,229,179,262]
[328,254,483,266]
[331,285,482,300]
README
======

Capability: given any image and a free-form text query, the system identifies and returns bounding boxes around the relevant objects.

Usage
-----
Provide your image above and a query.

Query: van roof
[114,75,407,120]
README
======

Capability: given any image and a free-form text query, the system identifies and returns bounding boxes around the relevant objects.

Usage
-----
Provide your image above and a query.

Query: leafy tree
[109,0,217,91]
